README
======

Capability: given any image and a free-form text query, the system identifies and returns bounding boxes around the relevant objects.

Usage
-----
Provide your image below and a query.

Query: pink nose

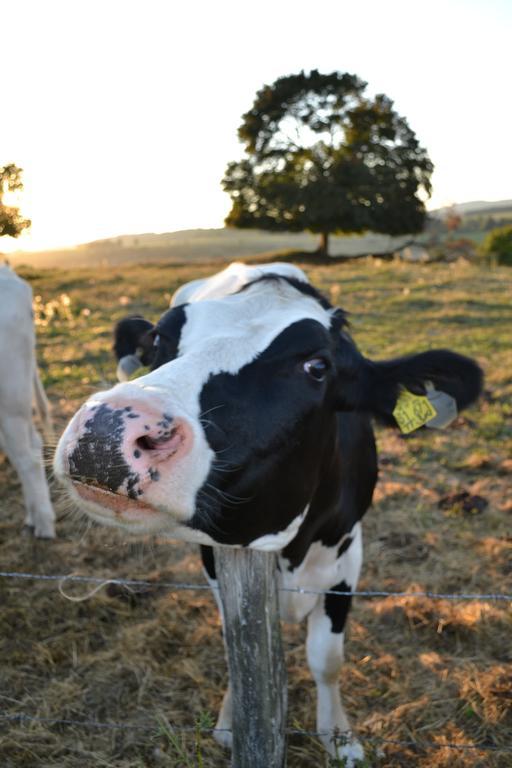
[124,409,192,476]
[67,401,193,497]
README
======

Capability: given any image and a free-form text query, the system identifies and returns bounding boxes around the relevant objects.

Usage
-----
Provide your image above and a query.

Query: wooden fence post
[214,547,287,768]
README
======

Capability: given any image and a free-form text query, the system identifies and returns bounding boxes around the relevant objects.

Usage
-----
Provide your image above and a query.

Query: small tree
[481,225,512,266]
[222,70,433,257]
[0,164,31,239]
[444,206,462,233]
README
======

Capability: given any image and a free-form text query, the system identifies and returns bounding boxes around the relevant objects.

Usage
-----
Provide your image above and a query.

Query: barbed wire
[1,713,511,753]
[0,569,511,601]
[2,570,511,757]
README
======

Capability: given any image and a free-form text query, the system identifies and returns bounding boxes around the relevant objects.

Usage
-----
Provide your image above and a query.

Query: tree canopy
[222,70,433,255]
[0,164,31,239]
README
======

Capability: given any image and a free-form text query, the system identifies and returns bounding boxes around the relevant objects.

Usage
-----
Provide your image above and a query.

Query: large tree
[222,71,433,256]
[0,164,31,239]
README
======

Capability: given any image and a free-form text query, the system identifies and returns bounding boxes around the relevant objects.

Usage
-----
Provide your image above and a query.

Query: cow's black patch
[238,273,338,314]
[127,474,139,499]
[113,316,155,365]
[189,319,362,547]
[324,579,352,634]
[69,404,139,494]
[151,305,188,369]
[200,545,216,580]
[283,412,377,571]
[337,536,353,559]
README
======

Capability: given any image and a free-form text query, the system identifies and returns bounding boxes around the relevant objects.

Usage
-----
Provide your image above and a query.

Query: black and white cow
[54,262,482,763]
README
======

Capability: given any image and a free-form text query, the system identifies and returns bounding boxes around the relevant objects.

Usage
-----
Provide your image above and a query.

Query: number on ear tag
[393,389,437,434]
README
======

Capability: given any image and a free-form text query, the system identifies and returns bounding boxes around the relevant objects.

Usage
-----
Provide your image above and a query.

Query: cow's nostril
[136,435,159,451]
[136,428,179,452]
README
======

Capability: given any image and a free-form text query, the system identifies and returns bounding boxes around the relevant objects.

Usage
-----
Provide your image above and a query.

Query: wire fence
[2,568,511,757]
[1,713,511,754]
[1,569,511,601]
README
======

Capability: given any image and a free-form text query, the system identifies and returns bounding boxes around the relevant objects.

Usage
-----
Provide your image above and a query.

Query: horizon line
[2,197,512,256]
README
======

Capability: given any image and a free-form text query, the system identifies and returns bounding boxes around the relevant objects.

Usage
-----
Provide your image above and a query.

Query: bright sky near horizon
[1,0,511,253]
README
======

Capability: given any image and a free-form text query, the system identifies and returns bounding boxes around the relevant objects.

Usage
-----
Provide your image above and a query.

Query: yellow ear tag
[393,389,438,434]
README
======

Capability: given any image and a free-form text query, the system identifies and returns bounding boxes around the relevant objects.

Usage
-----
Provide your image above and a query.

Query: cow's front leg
[200,545,233,749]
[214,682,233,748]
[0,416,55,538]
[306,527,364,766]
[306,602,363,764]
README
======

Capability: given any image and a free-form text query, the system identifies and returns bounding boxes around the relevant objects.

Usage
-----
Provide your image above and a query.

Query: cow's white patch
[334,741,365,767]
[170,261,308,307]
[248,507,307,551]
[69,489,219,545]
[278,522,362,623]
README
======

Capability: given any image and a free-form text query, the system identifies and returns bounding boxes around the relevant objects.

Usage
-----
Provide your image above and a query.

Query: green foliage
[480,224,512,265]
[223,70,433,255]
[0,164,31,238]
[156,711,214,767]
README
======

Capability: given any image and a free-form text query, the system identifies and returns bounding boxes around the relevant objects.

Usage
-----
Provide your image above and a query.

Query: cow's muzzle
[62,400,193,500]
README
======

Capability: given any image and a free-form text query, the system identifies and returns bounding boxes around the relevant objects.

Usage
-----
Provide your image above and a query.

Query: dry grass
[0,258,511,767]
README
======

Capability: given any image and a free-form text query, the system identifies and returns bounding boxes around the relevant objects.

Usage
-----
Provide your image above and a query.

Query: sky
[1,0,511,253]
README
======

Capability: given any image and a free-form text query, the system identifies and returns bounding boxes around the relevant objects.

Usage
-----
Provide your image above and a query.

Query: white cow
[0,265,55,538]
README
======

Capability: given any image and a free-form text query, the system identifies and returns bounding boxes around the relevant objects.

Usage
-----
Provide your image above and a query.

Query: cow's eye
[303,357,330,381]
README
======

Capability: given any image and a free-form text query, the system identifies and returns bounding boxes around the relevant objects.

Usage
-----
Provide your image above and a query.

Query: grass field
[1,257,511,767]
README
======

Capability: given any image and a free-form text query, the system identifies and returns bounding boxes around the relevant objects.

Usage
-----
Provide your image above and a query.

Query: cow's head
[54,263,482,549]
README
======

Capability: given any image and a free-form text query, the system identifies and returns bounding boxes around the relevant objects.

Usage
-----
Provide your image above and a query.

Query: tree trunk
[317,231,329,257]
[215,547,287,768]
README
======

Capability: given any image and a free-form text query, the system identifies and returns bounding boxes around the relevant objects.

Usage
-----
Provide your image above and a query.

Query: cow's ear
[336,348,483,426]
[113,316,155,381]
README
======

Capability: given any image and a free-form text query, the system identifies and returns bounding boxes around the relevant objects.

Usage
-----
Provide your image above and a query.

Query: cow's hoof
[335,739,365,767]
[213,727,232,750]
[22,524,35,537]
[34,525,56,539]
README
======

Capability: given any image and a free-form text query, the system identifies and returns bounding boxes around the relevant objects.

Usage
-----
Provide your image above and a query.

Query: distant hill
[8,228,415,269]
[7,199,512,269]
[431,199,512,218]
[426,199,512,247]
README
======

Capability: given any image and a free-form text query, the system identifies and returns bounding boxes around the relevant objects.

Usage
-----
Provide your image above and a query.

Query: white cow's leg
[215,682,233,747]
[1,415,55,538]
[201,546,233,749]
[211,591,234,748]
[306,526,364,766]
